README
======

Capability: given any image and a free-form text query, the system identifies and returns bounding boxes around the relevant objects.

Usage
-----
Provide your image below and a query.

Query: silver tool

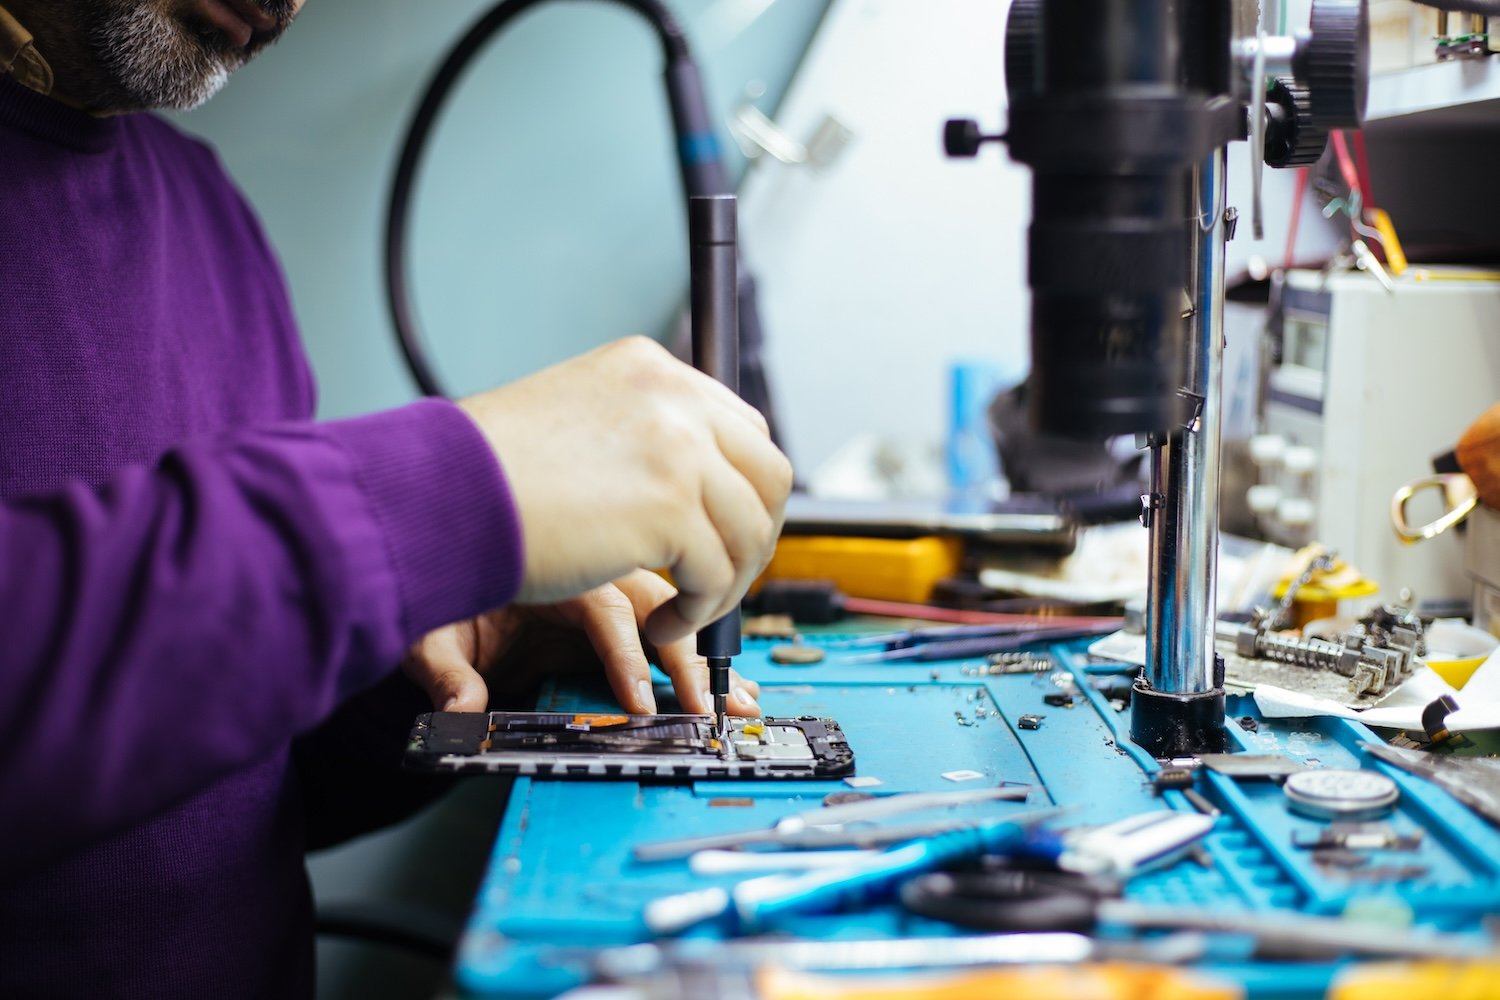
[633,786,1031,862]
[1362,741,1500,828]
[687,849,878,875]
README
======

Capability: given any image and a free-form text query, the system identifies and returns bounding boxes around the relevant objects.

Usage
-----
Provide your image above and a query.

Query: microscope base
[1130,681,1228,758]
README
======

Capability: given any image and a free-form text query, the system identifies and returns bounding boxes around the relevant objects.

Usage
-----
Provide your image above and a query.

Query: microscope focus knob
[1004,0,1042,104]
[1264,78,1327,168]
[943,118,1002,158]
[1296,0,1369,127]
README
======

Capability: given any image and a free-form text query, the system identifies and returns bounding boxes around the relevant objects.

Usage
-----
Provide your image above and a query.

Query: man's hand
[457,336,793,648]
[402,569,762,717]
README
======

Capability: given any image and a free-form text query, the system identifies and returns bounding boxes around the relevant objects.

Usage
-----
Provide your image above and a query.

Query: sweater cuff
[323,398,523,640]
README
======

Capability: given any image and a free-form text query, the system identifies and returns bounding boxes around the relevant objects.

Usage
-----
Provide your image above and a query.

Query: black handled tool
[689,194,741,748]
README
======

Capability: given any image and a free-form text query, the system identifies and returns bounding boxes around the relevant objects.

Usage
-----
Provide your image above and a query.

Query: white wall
[174,0,829,417]
[740,0,1028,478]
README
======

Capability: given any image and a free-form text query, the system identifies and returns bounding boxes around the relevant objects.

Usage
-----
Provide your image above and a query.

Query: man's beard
[88,1,293,111]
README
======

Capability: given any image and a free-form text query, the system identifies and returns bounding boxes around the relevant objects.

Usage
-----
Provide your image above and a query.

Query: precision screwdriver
[689,193,741,751]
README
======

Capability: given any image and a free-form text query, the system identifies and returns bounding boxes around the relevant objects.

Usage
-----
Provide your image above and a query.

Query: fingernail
[733,686,761,715]
[701,689,714,714]
[636,679,657,715]
[442,697,461,712]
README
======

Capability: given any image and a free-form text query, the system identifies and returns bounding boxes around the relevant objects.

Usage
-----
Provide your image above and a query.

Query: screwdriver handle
[690,195,743,666]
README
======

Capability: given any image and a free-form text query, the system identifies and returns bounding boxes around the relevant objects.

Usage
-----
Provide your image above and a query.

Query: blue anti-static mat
[452,637,1500,998]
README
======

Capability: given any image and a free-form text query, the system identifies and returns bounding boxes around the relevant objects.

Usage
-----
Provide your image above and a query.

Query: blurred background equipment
[1247,270,1500,608]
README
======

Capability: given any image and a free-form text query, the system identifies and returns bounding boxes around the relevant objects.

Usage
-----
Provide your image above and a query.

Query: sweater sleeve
[0,398,522,881]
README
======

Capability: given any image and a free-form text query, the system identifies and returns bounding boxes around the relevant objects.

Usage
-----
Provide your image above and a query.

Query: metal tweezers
[632,786,1033,862]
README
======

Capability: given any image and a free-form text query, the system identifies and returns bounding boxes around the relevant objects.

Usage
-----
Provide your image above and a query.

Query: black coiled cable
[385,0,721,398]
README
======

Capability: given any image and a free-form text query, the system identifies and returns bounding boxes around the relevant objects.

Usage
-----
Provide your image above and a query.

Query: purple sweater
[0,74,524,996]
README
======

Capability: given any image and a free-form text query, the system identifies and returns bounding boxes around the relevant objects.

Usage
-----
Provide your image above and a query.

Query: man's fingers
[644,511,733,646]
[701,464,776,614]
[570,585,658,714]
[686,364,773,438]
[711,413,793,533]
[403,625,490,712]
[616,570,763,718]
[654,635,763,718]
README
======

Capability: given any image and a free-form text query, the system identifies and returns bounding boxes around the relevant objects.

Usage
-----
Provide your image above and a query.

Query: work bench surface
[449,635,1500,998]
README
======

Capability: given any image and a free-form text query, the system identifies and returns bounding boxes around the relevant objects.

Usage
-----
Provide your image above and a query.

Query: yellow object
[570,714,629,727]
[1332,961,1500,1000]
[756,963,1241,1000]
[1371,209,1407,276]
[741,722,765,737]
[1430,655,1486,689]
[1409,268,1500,282]
[755,535,963,604]
[1422,620,1499,689]
[1271,546,1379,628]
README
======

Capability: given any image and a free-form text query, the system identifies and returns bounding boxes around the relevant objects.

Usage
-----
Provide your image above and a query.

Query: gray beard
[91,5,241,110]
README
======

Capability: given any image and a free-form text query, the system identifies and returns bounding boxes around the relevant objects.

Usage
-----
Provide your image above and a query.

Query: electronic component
[962,653,1053,676]
[1017,714,1044,731]
[1292,823,1422,852]
[1182,789,1220,818]
[1283,769,1400,822]
[405,711,853,781]
[1151,768,1195,792]
[1222,599,1424,699]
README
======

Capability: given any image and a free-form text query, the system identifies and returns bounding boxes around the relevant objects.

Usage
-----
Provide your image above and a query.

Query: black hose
[385,0,708,398]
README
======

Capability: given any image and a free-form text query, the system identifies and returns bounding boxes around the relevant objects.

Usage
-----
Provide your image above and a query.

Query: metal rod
[1144,148,1226,695]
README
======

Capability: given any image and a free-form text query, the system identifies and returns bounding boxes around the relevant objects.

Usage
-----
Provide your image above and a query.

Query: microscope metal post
[948,0,1366,757]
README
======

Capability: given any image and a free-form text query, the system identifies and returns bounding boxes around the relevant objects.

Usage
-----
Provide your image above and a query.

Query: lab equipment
[949,0,1368,757]
[1257,269,1500,604]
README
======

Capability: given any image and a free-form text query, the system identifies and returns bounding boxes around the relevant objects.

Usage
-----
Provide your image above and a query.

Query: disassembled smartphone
[405,711,855,781]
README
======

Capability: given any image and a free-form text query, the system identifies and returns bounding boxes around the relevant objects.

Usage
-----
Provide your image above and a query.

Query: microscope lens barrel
[1007,0,1214,440]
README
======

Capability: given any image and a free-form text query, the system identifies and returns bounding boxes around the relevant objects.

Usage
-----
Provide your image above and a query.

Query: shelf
[1367,56,1500,123]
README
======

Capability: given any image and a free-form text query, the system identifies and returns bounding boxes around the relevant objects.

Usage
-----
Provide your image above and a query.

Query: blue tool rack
[452,637,1500,997]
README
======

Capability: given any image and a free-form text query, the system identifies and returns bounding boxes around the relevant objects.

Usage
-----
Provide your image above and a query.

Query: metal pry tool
[689,193,741,751]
